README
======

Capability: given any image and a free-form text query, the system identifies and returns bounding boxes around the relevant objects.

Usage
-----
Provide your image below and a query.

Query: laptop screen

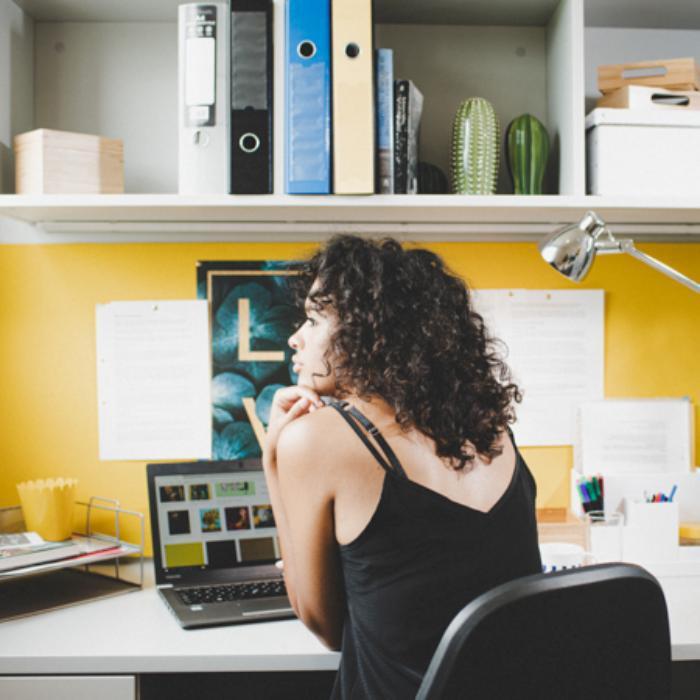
[148,462,280,579]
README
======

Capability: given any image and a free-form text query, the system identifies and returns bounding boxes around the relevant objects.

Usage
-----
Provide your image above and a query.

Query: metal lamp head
[538,211,608,282]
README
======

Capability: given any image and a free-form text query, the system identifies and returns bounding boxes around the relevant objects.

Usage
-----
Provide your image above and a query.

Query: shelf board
[15,0,700,29]
[2,194,700,242]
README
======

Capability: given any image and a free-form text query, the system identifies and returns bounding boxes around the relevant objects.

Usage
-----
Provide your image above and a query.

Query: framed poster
[197,261,299,460]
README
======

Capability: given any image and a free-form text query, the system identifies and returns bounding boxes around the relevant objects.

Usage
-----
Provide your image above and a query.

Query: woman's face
[288,288,337,395]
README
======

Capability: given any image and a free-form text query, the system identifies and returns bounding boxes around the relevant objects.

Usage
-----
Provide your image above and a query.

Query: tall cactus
[450,97,500,195]
[506,113,550,195]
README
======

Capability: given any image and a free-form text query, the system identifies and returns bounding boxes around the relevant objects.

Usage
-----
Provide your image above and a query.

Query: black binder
[230,0,273,194]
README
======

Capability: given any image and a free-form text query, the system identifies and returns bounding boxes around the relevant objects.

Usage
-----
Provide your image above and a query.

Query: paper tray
[0,496,144,622]
[0,567,140,622]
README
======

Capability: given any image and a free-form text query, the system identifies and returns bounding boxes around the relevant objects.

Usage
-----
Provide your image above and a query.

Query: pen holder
[622,498,679,563]
[16,477,78,541]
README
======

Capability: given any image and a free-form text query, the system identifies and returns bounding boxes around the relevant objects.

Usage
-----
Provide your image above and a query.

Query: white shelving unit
[0,0,699,241]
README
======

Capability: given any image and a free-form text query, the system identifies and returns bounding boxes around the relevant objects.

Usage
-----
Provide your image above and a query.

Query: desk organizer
[623,498,680,564]
[0,496,144,622]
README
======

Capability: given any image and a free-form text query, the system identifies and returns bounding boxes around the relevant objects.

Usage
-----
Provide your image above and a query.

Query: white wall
[0,0,34,193]
[35,22,177,193]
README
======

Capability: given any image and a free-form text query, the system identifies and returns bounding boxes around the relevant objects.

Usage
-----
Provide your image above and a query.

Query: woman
[262,235,541,699]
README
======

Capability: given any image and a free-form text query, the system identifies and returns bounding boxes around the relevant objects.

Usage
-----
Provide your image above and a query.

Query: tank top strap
[323,398,408,479]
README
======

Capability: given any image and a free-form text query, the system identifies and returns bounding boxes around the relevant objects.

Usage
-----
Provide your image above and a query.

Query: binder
[178,3,230,194]
[331,0,374,194]
[230,0,273,194]
[375,48,394,193]
[285,0,331,194]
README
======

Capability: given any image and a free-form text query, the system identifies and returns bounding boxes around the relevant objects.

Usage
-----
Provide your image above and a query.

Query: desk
[0,561,698,699]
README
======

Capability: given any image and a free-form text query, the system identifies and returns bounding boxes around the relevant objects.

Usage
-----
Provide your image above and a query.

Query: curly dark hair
[290,235,522,471]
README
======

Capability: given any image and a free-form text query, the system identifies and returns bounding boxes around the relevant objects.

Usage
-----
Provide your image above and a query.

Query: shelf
[14,0,560,25]
[15,0,700,29]
[2,194,700,242]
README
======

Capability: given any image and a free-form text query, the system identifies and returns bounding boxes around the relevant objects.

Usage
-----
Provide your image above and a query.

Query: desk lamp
[538,211,700,293]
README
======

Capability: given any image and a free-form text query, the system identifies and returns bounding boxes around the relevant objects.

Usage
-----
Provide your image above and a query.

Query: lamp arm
[618,239,700,293]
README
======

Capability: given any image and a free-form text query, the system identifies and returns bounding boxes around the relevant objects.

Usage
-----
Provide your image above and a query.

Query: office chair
[416,563,671,700]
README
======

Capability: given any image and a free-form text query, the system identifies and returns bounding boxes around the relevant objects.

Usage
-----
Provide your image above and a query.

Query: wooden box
[14,128,124,194]
[598,57,700,95]
[597,84,700,111]
[537,509,589,550]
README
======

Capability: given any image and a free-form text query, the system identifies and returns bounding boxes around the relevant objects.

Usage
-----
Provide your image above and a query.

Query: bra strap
[324,398,407,479]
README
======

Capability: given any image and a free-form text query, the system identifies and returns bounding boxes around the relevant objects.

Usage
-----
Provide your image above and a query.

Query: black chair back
[416,563,671,700]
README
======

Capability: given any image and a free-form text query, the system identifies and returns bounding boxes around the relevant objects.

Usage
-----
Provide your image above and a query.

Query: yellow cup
[16,478,78,541]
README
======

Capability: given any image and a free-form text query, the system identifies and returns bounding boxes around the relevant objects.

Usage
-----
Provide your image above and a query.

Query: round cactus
[450,97,500,195]
[506,113,550,195]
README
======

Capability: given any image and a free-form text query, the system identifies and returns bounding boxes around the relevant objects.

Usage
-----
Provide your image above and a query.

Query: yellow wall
[1,241,698,553]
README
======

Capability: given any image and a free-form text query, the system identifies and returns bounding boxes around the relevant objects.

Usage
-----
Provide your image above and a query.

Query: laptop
[146,460,294,629]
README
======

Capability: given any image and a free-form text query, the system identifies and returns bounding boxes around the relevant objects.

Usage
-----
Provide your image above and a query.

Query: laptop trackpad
[241,599,293,617]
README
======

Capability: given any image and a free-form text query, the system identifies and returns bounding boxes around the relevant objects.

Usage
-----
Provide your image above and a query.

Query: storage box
[14,128,124,194]
[586,108,700,196]
[598,57,700,94]
[597,85,700,111]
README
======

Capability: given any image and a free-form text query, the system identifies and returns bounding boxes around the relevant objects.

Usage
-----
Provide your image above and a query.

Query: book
[375,48,394,193]
[393,79,424,194]
[0,531,44,549]
[0,539,83,572]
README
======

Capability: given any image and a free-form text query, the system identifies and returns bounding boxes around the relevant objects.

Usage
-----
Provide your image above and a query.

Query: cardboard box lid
[585,107,700,131]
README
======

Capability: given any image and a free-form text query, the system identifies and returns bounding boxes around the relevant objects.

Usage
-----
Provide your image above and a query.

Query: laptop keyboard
[177,579,287,606]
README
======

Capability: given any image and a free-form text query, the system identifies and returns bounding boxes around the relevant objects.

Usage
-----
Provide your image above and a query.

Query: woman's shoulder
[275,404,354,475]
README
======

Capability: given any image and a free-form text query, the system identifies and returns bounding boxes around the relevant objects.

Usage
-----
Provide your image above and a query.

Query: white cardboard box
[586,108,700,196]
[623,499,680,564]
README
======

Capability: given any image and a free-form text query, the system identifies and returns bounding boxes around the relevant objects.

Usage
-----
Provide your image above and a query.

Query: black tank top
[326,400,542,700]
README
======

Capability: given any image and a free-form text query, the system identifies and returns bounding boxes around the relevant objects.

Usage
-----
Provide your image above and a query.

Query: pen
[578,483,589,503]
[669,484,678,502]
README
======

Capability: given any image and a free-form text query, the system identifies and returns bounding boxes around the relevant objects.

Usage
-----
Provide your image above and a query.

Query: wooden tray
[598,57,700,94]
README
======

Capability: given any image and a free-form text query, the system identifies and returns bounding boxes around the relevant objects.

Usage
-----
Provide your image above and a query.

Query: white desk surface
[0,560,698,674]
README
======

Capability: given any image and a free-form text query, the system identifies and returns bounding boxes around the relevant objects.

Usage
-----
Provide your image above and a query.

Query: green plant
[506,113,549,194]
[450,97,500,194]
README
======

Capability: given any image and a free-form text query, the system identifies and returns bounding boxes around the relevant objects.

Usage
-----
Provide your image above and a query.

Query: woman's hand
[264,386,324,465]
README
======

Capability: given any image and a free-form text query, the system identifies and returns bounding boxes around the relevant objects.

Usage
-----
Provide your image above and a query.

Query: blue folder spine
[375,48,394,194]
[285,0,331,194]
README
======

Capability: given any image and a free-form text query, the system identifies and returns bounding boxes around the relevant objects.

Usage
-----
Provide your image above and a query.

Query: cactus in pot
[506,113,550,194]
[450,97,500,194]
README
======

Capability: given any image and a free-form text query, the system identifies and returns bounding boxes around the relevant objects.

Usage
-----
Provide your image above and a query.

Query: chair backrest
[416,563,671,700]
